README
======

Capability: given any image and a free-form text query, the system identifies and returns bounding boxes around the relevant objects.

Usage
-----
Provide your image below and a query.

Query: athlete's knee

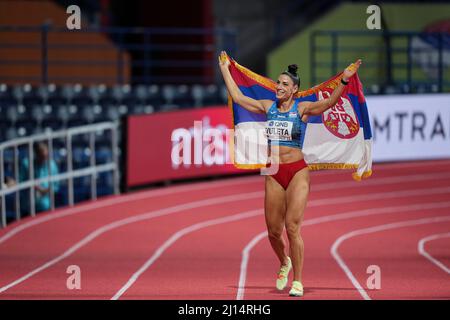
[285,220,300,239]
[267,226,283,240]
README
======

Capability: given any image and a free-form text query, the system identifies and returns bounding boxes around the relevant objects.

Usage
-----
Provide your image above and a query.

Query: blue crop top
[265,100,307,149]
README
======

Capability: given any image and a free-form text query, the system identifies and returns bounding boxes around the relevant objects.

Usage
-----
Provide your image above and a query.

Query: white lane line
[111,209,263,300]
[418,232,450,274]
[312,171,450,192]
[1,160,446,245]
[237,232,267,300]
[0,175,261,245]
[236,201,450,300]
[4,176,450,296]
[5,168,447,248]
[0,191,262,294]
[331,216,450,300]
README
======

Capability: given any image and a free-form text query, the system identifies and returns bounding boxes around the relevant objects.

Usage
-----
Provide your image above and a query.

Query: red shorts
[268,159,308,190]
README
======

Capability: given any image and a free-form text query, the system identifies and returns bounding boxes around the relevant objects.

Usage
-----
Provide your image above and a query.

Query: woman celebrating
[218,51,362,297]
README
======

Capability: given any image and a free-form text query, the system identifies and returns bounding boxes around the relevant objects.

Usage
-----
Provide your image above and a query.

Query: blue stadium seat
[108,84,127,103]
[145,84,164,107]
[0,84,16,105]
[133,84,149,102]
[104,105,120,121]
[41,117,64,132]
[95,147,113,165]
[97,171,114,196]
[220,85,228,104]
[88,84,108,104]
[66,118,85,128]
[5,127,18,141]
[191,84,205,106]
[62,84,92,106]
[72,145,90,169]
[173,84,195,108]
[161,84,176,105]
[202,84,221,105]
[6,104,27,122]
[129,104,154,115]
[58,104,82,124]
[30,104,58,123]
[0,119,12,142]
[55,182,68,207]
[15,119,39,137]
[12,84,32,105]
[22,86,43,107]
[73,176,91,202]
[45,84,67,107]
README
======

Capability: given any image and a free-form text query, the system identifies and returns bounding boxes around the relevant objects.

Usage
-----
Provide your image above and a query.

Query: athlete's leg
[264,175,288,266]
[285,167,310,283]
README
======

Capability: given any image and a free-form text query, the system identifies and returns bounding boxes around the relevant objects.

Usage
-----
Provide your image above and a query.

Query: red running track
[0,159,449,300]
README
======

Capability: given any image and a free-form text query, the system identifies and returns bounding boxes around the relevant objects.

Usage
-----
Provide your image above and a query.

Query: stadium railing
[0,122,120,228]
[310,30,449,94]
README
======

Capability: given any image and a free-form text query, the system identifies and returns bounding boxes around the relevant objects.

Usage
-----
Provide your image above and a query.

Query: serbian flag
[226,54,373,181]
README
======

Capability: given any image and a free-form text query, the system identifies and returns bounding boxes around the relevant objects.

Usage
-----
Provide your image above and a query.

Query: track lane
[0,160,449,299]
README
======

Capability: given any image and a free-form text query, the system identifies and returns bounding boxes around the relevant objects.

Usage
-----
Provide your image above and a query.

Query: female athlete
[219,51,362,297]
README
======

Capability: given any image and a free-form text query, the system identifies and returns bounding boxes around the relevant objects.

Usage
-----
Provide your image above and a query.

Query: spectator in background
[9,142,59,214]
[2,176,15,189]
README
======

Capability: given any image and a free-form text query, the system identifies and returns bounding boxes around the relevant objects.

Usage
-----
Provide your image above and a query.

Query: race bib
[265,120,293,141]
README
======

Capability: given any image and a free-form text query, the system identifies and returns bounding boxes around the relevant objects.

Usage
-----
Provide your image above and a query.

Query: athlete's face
[276,74,298,100]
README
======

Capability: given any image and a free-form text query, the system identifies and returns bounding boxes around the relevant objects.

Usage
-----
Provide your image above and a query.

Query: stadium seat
[95,146,113,165]
[73,176,91,202]
[97,171,114,196]
[202,84,221,105]
[81,104,104,123]
[5,127,18,141]
[22,86,44,107]
[72,145,90,169]
[41,117,64,132]
[0,120,12,142]
[6,104,27,122]
[0,83,16,105]
[173,84,195,108]
[14,119,39,137]
[12,84,32,105]
[66,117,86,128]
[45,84,67,107]
[145,84,165,107]
[88,84,108,104]
[161,84,176,105]
[31,104,58,123]
[220,85,228,104]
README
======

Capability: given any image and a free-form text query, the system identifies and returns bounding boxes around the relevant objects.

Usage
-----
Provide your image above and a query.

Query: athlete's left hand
[343,59,362,81]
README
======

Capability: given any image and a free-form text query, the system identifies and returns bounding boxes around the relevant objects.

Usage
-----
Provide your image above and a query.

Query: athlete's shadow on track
[229,286,356,294]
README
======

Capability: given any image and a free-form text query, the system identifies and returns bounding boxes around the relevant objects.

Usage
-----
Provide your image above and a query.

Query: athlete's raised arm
[300,59,362,116]
[218,51,272,114]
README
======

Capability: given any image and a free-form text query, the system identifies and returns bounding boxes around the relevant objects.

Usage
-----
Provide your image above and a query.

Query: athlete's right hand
[218,51,230,69]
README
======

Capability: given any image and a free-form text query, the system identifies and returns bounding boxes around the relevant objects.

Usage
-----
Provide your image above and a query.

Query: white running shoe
[275,257,292,290]
[289,280,304,297]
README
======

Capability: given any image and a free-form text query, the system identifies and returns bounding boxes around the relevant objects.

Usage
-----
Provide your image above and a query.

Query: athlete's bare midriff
[269,145,305,164]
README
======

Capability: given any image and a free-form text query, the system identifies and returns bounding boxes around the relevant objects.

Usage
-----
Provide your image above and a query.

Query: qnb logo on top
[319,90,360,139]
[171,117,231,168]
[265,120,293,141]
